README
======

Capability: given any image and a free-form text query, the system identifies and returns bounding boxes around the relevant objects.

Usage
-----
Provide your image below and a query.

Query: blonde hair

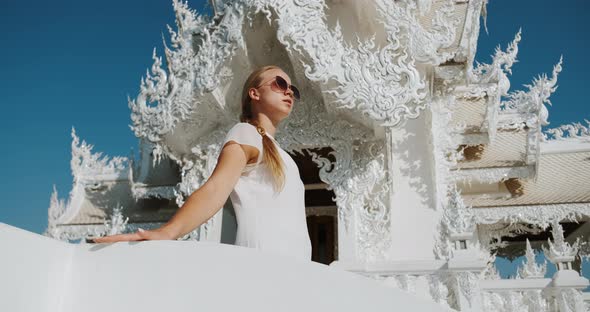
[240,65,285,192]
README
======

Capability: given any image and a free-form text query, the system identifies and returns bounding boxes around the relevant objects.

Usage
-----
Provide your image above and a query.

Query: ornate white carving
[126,0,460,146]
[517,239,547,279]
[444,186,475,235]
[502,56,562,125]
[427,274,450,308]
[46,186,68,239]
[481,292,504,312]
[416,0,432,15]
[544,119,590,142]
[353,155,391,262]
[374,0,460,65]
[46,129,129,240]
[449,271,480,309]
[481,290,549,312]
[482,261,501,281]
[554,288,586,312]
[543,220,580,265]
[384,274,417,294]
[522,290,549,312]
[104,205,129,236]
[473,203,590,228]
[70,128,128,182]
[248,0,430,126]
[478,223,543,254]
[307,144,391,262]
[129,0,244,144]
[470,29,521,95]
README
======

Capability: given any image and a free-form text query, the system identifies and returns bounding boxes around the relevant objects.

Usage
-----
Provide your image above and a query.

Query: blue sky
[0,0,588,275]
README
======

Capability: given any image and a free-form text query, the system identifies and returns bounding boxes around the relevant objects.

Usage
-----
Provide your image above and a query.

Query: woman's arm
[92,142,259,243]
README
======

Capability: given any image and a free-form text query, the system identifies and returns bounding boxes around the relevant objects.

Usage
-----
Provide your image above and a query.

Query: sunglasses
[256,76,301,100]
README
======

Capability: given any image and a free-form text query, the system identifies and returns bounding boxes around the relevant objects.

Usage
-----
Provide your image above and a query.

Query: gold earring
[256,126,266,136]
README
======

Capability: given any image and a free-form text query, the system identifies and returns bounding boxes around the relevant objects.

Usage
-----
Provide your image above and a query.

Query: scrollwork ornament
[374,0,461,65]
[474,203,590,229]
[427,275,450,308]
[544,119,590,142]
[555,288,585,312]
[522,290,548,312]
[246,0,428,126]
[448,271,480,309]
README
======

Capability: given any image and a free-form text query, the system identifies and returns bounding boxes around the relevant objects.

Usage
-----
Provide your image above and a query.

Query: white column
[385,114,440,261]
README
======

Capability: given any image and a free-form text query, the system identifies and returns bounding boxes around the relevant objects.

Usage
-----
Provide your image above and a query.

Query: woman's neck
[251,114,278,138]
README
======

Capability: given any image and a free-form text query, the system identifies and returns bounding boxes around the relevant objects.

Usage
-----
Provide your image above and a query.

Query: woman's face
[249,68,295,121]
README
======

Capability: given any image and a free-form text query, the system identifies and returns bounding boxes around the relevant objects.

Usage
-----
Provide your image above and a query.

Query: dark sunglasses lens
[275,76,288,91]
[291,86,301,100]
[276,76,300,100]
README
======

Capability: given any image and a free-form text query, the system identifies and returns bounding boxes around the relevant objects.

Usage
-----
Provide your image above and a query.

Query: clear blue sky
[0,0,588,276]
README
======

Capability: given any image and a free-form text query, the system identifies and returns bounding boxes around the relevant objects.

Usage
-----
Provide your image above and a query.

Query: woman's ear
[248,88,260,101]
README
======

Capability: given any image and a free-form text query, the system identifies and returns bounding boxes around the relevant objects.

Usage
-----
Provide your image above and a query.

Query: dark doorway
[289,147,339,265]
[307,215,337,265]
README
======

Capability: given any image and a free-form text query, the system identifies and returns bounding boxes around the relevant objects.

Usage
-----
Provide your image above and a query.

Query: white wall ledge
[0,223,449,312]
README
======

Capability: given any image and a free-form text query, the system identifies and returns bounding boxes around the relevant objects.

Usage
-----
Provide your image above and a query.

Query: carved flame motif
[517,239,547,279]
[104,205,129,236]
[542,220,580,265]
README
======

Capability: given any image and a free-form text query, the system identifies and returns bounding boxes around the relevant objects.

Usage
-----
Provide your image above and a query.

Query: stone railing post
[542,220,588,311]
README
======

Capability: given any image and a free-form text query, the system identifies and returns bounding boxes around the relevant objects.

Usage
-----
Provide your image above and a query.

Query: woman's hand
[92,228,174,243]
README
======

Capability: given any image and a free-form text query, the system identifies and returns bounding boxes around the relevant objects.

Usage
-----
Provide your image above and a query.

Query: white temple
[24,0,590,310]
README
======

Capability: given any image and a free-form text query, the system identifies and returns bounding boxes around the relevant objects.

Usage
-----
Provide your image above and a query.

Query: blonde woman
[94,66,312,261]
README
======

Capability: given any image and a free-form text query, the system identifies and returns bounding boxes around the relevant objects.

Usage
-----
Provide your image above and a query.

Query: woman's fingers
[92,232,143,243]
[91,228,173,243]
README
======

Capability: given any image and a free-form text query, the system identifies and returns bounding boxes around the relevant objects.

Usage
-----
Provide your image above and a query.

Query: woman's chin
[276,109,291,119]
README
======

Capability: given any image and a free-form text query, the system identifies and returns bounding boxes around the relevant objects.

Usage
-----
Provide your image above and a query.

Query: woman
[94,66,312,261]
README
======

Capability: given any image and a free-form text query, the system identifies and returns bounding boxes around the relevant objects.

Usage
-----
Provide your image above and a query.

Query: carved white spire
[470,29,521,94]
[45,185,67,239]
[501,56,562,126]
[517,239,547,279]
[542,220,579,269]
[104,205,129,236]
[70,127,128,181]
[129,0,243,146]
[443,186,475,236]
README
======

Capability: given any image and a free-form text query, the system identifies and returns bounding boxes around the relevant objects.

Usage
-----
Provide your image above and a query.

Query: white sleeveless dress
[222,122,312,262]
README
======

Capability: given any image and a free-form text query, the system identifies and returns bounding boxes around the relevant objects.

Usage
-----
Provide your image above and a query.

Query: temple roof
[464,140,590,207]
